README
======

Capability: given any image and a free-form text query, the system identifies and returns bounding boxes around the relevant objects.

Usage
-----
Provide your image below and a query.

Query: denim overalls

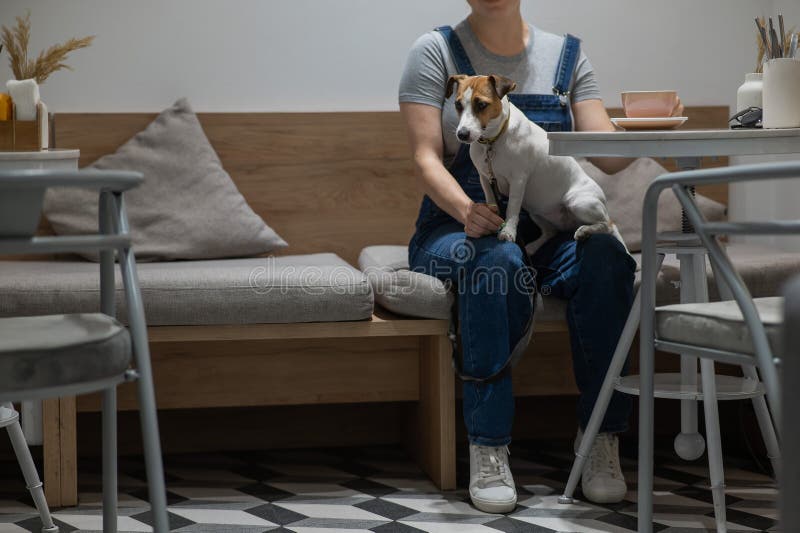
[414,26,581,233]
[408,26,637,447]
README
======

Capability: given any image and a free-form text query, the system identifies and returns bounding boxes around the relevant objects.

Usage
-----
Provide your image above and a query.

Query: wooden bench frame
[36,107,728,506]
[42,310,454,506]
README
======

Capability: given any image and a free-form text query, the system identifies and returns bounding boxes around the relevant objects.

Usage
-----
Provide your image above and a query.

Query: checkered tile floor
[0,440,778,532]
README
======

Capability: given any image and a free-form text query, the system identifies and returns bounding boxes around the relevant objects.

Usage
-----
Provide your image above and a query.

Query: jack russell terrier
[446,74,626,256]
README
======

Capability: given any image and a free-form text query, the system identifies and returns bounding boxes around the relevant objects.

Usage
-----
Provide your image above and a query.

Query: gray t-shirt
[399,20,602,165]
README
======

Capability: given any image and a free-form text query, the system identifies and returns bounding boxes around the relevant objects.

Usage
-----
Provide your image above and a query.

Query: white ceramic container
[763,59,800,129]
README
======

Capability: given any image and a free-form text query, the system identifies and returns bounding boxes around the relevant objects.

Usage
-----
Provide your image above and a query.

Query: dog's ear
[488,75,517,99]
[446,74,467,99]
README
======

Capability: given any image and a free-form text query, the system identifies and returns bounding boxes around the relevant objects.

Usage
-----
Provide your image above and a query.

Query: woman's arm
[572,98,633,174]
[400,102,503,238]
[573,97,685,174]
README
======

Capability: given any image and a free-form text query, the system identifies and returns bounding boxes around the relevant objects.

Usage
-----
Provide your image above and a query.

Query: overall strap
[435,26,476,75]
[552,34,582,106]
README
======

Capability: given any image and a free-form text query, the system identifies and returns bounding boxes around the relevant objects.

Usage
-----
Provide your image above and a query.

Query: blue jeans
[409,220,636,446]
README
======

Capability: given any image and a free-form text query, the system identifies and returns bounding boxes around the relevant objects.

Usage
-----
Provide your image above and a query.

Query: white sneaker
[575,429,627,504]
[468,444,517,513]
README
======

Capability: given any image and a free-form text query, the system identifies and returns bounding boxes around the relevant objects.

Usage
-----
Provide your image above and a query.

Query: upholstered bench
[0,252,454,505]
[1,104,745,506]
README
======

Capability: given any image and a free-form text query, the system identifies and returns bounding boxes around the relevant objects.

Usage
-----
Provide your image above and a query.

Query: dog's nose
[457,128,471,142]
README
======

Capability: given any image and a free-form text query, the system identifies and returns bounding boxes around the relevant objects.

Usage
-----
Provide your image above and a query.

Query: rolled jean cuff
[468,434,512,447]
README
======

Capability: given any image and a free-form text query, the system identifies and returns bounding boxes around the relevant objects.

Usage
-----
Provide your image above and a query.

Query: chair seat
[0,313,131,394]
[656,297,783,356]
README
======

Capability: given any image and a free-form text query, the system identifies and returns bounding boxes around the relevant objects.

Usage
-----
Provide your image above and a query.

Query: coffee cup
[621,90,678,118]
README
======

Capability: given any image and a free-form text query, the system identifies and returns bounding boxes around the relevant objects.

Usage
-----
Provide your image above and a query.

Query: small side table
[547,128,799,532]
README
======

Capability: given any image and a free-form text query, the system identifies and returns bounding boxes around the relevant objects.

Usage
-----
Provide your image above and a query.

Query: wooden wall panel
[55,107,729,266]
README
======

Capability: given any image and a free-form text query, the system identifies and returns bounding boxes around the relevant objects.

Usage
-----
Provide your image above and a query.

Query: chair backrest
[0,168,141,255]
[642,160,800,427]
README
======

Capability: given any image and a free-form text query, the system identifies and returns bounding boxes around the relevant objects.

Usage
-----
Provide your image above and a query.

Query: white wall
[0,0,775,112]
[3,0,799,249]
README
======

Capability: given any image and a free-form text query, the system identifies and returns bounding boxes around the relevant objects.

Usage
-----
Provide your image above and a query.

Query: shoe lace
[476,445,511,488]
[588,434,622,481]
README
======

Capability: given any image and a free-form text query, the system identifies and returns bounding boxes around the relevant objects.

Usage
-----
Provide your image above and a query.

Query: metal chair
[636,161,795,533]
[0,169,169,533]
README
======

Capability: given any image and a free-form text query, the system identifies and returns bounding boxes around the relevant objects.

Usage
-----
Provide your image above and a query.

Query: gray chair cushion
[0,254,373,325]
[656,297,783,356]
[0,313,131,394]
[359,243,800,323]
[43,98,287,261]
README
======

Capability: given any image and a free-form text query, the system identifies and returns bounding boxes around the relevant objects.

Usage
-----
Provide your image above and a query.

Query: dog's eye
[475,101,488,111]
[455,101,464,113]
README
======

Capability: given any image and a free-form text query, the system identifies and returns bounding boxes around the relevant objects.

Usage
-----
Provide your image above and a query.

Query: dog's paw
[498,227,517,242]
[574,223,609,241]
[573,225,591,241]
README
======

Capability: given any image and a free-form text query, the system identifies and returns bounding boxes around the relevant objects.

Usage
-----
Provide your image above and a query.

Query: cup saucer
[611,117,688,130]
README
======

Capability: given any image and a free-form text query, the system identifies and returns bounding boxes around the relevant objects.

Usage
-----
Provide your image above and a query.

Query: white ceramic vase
[736,72,763,113]
[5,78,40,121]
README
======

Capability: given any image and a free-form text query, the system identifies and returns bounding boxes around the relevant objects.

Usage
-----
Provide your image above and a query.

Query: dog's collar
[478,113,510,146]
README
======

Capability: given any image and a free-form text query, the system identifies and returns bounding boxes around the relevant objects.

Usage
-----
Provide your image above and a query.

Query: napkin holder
[0,101,48,151]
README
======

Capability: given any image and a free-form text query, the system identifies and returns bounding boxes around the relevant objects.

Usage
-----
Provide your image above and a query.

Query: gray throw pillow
[44,98,287,261]
[578,158,727,252]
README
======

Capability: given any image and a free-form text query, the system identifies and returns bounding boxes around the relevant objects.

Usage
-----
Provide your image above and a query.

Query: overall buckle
[552,87,570,107]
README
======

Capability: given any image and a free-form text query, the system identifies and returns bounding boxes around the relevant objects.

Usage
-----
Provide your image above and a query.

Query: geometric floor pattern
[0,440,778,532]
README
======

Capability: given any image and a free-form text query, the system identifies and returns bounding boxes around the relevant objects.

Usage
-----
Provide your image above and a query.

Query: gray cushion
[578,158,727,253]
[43,98,287,261]
[656,297,783,356]
[0,254,373,325]
[0,313,131,394]
[359,243,800,323]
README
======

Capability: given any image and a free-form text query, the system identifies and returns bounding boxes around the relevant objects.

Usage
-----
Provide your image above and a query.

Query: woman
[399,0,683,513]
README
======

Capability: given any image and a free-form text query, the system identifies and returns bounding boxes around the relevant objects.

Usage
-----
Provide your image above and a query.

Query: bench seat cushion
[360,243,800,323]
[0,254,373,325]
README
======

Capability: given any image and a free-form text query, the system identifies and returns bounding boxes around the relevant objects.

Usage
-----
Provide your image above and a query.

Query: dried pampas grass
[1,11,94,84]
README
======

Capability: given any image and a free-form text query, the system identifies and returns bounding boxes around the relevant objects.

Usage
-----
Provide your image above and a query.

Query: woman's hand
[464,202,504,238]
[671,96,685,117]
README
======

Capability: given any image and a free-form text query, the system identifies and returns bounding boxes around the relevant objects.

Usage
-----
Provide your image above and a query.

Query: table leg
[673,156,710,461]
[21,400,43,446]
[673,252,709,460]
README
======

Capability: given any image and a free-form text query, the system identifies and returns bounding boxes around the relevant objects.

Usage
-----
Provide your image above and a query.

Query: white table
[547,128,800,531]
[549,127,800,162]
[0,149,80,446]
